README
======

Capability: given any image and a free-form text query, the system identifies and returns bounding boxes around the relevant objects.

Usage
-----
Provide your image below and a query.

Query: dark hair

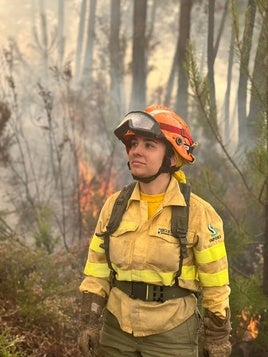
[162,139,174,159]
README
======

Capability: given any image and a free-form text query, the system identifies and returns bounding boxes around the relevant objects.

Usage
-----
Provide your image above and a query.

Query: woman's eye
[130,141,137,148]
[145,142,154,148]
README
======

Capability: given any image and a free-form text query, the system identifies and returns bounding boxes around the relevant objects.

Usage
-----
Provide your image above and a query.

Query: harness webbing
[106,182,136,234]
[98,182,136,274]
[98,181,191,285]
[171,182,191,285]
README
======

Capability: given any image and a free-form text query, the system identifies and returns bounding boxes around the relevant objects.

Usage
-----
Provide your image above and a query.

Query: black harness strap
[106,182,136,234]
[171,183,191,285]
[98,182,136,277]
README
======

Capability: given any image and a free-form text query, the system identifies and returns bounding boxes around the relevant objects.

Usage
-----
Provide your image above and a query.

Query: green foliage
[185,19,267,350]
[185,41,219,142]
[0,328,26,357]
[247,110,268,183]
[33,206,60,254]
[0,101,12,165]
[230,275,268,347]
[1,241,78,326]
[0,238,84,356]
[0,215,14,242]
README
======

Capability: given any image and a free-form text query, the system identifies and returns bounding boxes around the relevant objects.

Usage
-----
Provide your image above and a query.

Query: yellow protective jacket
[80,176,230,336]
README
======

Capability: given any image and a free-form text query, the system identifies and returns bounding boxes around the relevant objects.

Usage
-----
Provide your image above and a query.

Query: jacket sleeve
[191,194,230,318]
[79,193,119,298]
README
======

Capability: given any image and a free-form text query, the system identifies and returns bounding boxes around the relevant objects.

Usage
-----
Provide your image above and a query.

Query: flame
[78,160,93,215]
[78,159,115,219]
[239,307,261,342]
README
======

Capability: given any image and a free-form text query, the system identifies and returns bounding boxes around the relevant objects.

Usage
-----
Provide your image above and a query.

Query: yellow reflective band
[180,265,197,280]
[114,267,174,285]
[198,269,229,287]
[114,265,197,285]
[83,262,110,278]
[89,235,105,253]
[194,242,227,264]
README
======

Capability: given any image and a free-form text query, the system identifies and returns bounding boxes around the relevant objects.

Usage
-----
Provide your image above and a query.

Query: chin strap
[128,156,178,183]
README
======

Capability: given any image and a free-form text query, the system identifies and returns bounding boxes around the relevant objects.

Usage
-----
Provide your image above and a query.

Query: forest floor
[0,295,81,356]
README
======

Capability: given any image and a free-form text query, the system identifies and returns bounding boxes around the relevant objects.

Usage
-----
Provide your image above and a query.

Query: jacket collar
[129,176,187,207]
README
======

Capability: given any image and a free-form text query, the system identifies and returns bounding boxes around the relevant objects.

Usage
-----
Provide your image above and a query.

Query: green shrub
[0,239,85,356]
[0,328,26,357]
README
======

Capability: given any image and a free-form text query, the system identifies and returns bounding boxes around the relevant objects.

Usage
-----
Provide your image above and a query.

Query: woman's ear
[170,152,177,167]
[173,152,185,167]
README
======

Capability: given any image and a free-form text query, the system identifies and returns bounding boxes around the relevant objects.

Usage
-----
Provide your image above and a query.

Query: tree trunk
[207,0,216,112]
[237,0,256,148]
[164,44,178,108]
[129,0,147,110]
[109,0,124,118]
[224,29,235,144]
[213,0,228,63]
[248,4,267,140]
[175,0,192,118]
[206,0,228,135]
[57,0,65,69]
[264,178,268,296]
[261,7,268,296]
[75,0,88,84]
[32,0,50,84]
[81,0,97,91]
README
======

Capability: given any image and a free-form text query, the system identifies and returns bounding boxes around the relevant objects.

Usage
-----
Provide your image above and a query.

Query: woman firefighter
[78,105,231,357]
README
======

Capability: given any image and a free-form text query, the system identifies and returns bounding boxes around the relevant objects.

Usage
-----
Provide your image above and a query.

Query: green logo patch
[208,224,218,237]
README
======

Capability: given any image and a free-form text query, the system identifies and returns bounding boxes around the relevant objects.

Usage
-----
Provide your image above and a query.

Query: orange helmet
[114,105,196,164]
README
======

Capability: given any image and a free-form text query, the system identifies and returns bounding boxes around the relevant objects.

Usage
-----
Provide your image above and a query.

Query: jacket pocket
[148,224,180,271]
[110,220,139,267]
[147,225,196,272]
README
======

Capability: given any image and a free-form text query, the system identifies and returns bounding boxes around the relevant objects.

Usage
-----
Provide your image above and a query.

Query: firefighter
[78,105,231,356]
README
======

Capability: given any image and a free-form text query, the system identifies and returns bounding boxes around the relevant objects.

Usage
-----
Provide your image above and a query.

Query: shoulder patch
[208,224,221,242]
[208,223,218,236]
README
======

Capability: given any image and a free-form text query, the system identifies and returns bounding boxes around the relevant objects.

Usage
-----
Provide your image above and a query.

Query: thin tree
[109,0,124,117]
[129,0,147,110]
[248,3,268,138]
[224,28,235,144]
[0,101,11,165]
[57,0,65,69]
[81,0,97,91]
[207,0,216,112]
[234,0,256,148]
[248,3,268,296]
[32,0,57,85]
[75,0,88,85]
[175,0,192,118]
[207,0,228,134]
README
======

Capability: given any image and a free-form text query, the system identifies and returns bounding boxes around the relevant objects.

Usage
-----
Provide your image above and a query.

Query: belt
[112,279,192,302]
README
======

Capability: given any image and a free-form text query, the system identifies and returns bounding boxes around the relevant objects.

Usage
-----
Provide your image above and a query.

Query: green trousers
[99,309,200,357]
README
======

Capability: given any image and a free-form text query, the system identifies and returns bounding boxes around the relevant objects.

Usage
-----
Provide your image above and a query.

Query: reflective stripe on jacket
[80,176,230,336]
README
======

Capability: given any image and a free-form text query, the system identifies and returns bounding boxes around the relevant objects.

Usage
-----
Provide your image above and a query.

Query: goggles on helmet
[114,111,163,140]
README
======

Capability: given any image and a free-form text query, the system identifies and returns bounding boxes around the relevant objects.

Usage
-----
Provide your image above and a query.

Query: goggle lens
[114,111,162,139]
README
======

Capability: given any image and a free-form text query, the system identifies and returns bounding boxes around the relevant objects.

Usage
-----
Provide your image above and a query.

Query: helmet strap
[127,155,177,184]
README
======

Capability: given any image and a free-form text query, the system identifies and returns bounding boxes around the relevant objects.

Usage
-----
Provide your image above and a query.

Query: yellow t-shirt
[140,192,165,218]
[139,168,186,218]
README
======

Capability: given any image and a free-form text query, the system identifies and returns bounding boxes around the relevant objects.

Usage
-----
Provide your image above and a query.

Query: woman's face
[127,135,168,180]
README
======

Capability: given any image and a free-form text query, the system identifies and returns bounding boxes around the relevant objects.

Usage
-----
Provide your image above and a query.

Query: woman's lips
[131,160,145,167]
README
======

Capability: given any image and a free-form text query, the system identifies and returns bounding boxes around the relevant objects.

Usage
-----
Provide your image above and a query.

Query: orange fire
[78,159,115,219]
[239,307,261,342]
[79,160,93,214]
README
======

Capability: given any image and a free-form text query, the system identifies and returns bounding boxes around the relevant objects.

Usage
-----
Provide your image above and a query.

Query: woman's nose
[131,143,142,155]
